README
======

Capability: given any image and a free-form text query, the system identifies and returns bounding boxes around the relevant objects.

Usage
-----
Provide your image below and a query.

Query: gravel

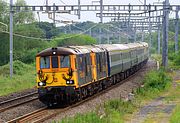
[0,88,36,103]
[0,87,44,122]
[0,100,45,122]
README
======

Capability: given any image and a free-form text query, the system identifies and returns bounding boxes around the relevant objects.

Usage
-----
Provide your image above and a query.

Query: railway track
[0,92,38,113]
[6,64,149,123]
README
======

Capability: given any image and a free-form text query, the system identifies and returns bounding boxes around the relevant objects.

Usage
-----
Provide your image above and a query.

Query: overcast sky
[8,0,180,25]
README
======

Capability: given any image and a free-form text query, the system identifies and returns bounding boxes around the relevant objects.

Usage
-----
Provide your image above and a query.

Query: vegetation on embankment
[168,82,180,123]
[59,69,172,123]
[0,33,97,96]
[170,105,180,123]
[0,61,35,96]
[151,50,180,70]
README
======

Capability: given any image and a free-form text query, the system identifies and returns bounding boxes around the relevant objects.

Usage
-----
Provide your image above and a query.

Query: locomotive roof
[36,47,78,56]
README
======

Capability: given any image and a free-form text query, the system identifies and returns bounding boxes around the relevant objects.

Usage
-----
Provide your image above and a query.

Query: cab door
[77,54,85,86]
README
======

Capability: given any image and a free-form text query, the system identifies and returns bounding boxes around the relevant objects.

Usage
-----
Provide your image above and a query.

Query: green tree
[0,0,8,24]
[35,22,60,39]
[0,32,9,66]
[13,0,35,24]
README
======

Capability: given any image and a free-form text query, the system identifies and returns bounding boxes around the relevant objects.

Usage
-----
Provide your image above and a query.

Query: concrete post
[10,0,13,77]
[162,0,169,67]
[158,17,161,54]
[175,7,179,53]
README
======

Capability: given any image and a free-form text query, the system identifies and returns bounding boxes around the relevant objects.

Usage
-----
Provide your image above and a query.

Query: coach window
[60,55,70,68]
[52,56,58,68]
[40,56,50,69]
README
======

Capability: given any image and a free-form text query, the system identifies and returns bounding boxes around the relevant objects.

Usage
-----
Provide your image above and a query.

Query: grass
[135,69,172,102]
[170,105,180,123]
[57,69,172,123]
[142,71,180,123]
[143,113,169,123]
[151,53,180,70]
[0,60,36,96]
[164,83,180,103]
[168,84,180,123]
[57,112,105,123]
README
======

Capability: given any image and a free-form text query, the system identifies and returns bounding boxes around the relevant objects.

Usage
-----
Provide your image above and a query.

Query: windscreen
[60,55,70,68]
[52,56,58,68]
[40,56,50,69]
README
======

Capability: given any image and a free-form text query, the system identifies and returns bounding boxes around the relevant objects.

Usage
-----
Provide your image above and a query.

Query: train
[36,42,149,106]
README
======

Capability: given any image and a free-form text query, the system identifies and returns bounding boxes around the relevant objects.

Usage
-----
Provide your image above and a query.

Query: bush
[0,61,35,96]
[136,69,172,97]
[0,60,34,76]
[60,112,103,123]
[105,99,136,115]
[173,51,180,66]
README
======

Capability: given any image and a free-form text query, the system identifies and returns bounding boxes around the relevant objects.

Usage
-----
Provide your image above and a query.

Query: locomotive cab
[37,55,75,87]
[36,47,78,105]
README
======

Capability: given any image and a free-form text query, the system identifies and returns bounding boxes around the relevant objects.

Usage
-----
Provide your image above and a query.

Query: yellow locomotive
[36,42,148,106]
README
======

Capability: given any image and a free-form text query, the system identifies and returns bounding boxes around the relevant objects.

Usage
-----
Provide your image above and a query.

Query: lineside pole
[100,0,103,23]
[53,3,55,26]
[119,29,121,43]
[10,0,13,77]
[107,25,110,43]
[157,17,161,54]
[134,24,137,42]
[162,0,169,67]
[141,23,144,42]
[175,7,179,53]
[99,27,102,44]
[99,0,103,44]
[78,0,81,19]
[148,6,152,56]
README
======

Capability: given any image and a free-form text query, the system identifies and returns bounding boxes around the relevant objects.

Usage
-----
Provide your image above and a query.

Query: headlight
[66,80,74,84]
[38,82,46,86]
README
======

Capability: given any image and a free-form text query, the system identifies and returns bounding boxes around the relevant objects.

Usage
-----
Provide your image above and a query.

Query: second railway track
[0,91,38,113]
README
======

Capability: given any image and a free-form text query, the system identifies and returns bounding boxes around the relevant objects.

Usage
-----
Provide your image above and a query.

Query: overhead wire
[0,30,51,41]
[59,0,67,5]
[71,24,85,31]
[138,0,144,4]
[0,23,99,41]
[107,24,130,37]
[102,27,128,38]
[55,23,99,40]
[55,14,85,31]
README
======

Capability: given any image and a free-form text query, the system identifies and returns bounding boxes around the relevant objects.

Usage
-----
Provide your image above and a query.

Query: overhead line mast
[10,0,13,78]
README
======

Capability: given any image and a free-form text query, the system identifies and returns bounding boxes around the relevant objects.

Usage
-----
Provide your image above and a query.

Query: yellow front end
[36,55,78,88]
